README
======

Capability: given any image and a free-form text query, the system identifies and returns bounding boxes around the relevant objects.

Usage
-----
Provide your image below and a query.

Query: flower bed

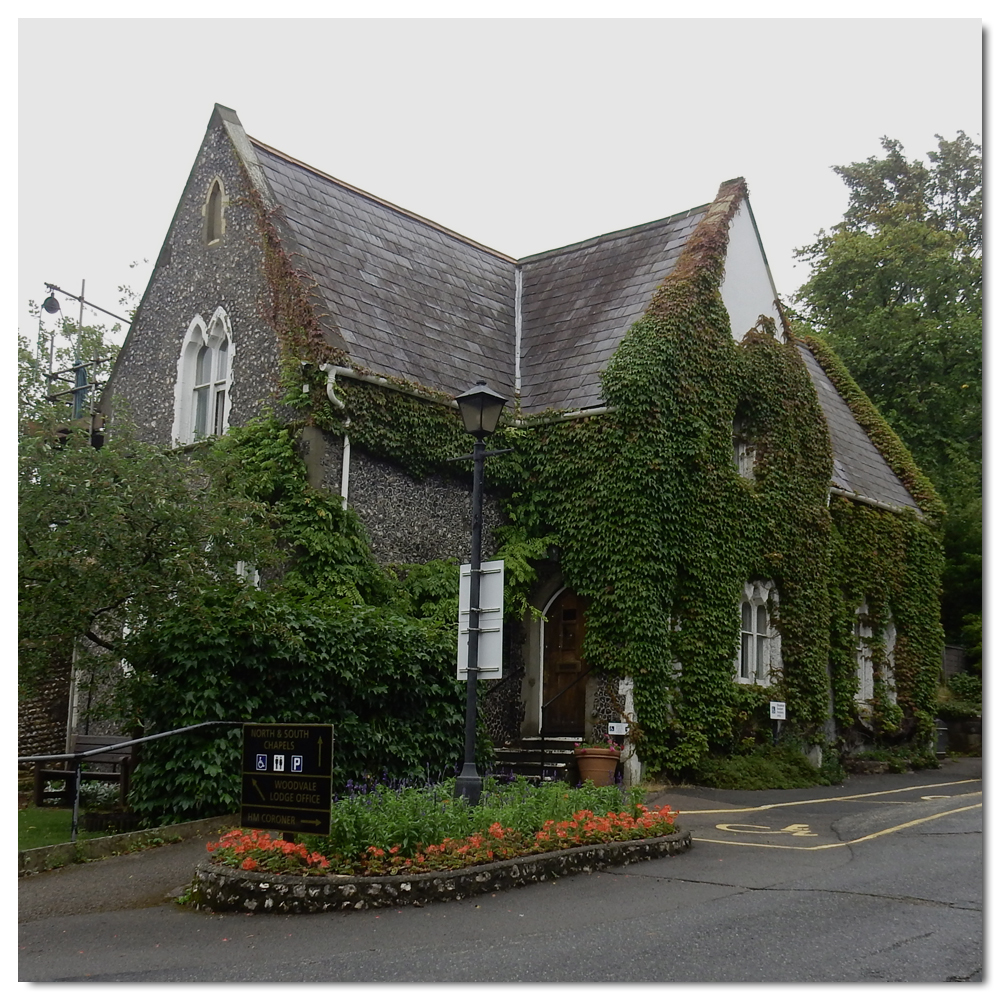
[186,779,690,913]
[204,803,679,878]
[189,827,691,914]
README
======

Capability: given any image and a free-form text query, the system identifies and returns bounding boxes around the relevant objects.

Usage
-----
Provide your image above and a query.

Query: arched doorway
[541,589,589,735]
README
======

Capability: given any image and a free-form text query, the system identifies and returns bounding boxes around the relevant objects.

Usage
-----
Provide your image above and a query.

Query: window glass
[213,389,226,437]
[195,344,212,386]
[194,386,208,438]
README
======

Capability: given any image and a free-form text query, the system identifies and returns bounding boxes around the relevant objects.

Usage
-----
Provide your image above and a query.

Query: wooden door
[541,590,589,735]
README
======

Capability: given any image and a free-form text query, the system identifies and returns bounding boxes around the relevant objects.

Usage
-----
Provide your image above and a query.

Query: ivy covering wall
[247,176,944,776]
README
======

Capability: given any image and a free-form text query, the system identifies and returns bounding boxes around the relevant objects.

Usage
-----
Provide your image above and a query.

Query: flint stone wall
[190,828,692,914]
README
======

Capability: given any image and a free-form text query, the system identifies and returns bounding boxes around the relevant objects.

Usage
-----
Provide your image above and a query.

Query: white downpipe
[514,267,523,396]
[340,433,351,510]
[319,363,350,410]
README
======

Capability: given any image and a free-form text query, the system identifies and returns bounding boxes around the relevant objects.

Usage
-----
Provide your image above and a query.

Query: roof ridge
[248,137,518,264]
[517,204,711,265]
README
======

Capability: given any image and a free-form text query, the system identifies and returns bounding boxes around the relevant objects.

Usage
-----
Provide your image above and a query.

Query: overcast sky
[18,15,983,356]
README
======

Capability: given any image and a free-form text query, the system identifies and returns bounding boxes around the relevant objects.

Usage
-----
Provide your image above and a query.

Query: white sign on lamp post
[457,560,504,678]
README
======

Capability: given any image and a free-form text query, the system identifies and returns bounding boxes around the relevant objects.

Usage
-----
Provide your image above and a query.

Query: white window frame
[172,308,234,445]
[735,580,779,685]
[854,604,874,703]
[855,605,897,705]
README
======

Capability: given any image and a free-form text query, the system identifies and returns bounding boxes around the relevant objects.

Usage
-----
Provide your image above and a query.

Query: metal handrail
[20,721,243,843]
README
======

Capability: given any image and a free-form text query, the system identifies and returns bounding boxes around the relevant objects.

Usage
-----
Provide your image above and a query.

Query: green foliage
[693,744,823,790]
[209,417,396,605]
[480,183,840,772]
[19,315,122,431]
[388,559,461,622]
[960,615,982,675]
[793,132,981,641]
[936,672,981,721]
[18,423,273,696]
[304,775,645,861]
[850,744,940,773]
[122,586,467,825]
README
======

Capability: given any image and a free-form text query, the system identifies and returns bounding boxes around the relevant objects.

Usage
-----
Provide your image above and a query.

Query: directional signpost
[240,723,333,836]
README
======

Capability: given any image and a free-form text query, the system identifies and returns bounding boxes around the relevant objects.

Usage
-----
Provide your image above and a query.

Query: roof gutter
[828,485,925,521]
[317,364,613,426]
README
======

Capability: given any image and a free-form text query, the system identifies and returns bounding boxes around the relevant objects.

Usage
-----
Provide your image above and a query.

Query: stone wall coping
[189,827,692,914]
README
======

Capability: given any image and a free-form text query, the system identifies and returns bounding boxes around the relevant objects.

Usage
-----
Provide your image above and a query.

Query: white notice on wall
[769,701,786,721]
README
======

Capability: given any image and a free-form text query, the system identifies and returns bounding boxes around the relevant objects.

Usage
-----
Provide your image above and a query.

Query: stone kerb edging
[189,827,692,914]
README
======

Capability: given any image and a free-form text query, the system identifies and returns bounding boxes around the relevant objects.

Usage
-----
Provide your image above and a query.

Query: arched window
[172,309,233,445]
[735,580,779,685]
[205,178,226,244]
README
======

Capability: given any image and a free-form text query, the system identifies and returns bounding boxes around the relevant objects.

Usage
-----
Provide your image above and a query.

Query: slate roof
[798,345,919,512]
[253,140,518,401]
[518,209,707,413]
[243,129,921,515]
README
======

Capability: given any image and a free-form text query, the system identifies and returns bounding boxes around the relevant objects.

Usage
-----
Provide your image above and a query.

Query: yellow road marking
[697,802,982,850]
[677,779,981,816]
[715,822,818,836]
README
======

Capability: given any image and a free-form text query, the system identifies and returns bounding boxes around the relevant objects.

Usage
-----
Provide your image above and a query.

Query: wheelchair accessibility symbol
[715,823,818,837]
[255,754,267,771]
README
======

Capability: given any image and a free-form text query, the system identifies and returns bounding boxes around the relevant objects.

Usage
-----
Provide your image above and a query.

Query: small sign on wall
[769,701,786,721]
[607,721,630,736]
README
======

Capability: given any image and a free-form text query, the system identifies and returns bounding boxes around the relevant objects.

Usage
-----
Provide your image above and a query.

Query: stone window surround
[204,176,227,245]
[735,579,780,686]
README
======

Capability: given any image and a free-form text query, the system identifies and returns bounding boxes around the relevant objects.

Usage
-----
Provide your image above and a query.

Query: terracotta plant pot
[573,747,621,787]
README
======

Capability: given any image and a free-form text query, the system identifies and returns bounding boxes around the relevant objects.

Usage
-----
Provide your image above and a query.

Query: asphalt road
[19,756,982,983]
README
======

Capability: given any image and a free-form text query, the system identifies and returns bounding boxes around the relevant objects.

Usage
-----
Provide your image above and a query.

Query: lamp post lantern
[454,380,507,805]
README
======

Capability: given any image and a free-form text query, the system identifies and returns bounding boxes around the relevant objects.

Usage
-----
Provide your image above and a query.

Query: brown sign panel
[240,723,333,835]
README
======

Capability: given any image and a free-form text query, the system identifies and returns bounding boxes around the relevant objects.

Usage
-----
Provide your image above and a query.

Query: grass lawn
[18,807,101,852]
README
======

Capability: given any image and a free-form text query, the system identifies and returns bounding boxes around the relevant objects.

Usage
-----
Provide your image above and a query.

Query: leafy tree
[793,133,982,641]
[18,423,275,699]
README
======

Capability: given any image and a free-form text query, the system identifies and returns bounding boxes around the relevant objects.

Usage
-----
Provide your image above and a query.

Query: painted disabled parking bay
[670,777,983,851]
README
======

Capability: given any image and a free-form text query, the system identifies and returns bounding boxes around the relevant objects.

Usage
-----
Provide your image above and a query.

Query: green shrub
[303,776,646,861]
[123,586,469,825]
[693,744,823,790]
[937,672,982,721]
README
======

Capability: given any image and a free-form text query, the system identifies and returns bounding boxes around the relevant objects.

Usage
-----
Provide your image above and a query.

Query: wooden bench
[33,734,135,809]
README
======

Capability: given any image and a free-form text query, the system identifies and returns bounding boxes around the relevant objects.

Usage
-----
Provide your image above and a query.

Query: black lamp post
[454,380,508,805]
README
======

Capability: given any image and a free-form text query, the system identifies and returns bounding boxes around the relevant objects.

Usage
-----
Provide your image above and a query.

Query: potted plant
[573,735,622,787]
